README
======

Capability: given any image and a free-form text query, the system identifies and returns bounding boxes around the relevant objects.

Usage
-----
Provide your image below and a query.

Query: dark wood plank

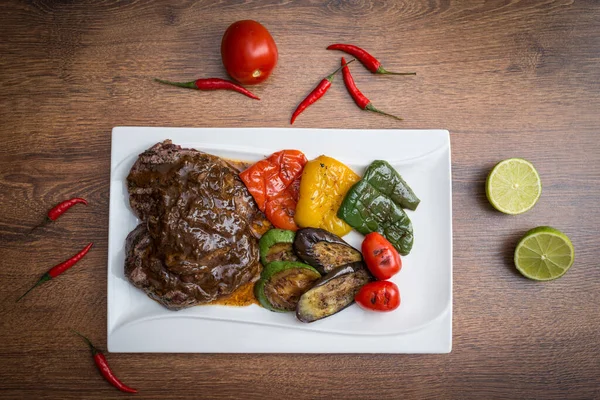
[0,0,599,398]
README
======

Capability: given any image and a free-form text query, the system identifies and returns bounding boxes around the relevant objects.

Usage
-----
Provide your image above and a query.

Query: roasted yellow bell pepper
[294,155,360,237]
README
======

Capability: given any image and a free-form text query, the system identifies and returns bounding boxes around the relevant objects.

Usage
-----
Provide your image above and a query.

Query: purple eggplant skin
[293,228,362,274]
[296,262,373,323]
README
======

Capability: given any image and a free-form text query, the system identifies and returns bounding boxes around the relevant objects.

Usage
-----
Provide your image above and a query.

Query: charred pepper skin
[239,150,307,231]
[294,155,360,237]
[362,160,420,211]
[338,160,420,255]
[338,179,414,255]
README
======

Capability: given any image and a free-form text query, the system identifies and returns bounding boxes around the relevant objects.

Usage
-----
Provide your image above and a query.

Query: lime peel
[514,226,574,281]
[486,158,542,215]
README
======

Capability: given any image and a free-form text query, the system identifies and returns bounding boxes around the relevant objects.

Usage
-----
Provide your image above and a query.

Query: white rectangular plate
[108,127,452,353]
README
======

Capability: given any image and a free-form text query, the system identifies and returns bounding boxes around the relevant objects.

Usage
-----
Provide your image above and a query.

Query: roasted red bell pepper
[240,150,307,231]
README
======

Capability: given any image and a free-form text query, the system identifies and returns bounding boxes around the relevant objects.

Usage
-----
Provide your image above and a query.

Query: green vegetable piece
[337,180,414,255]
[363,160,420,211]
[254,261,321,312]
[259,229,298,266]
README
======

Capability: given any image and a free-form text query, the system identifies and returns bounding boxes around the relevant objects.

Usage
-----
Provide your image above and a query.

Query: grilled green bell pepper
[363,160,420,211]
[337,179,414,255]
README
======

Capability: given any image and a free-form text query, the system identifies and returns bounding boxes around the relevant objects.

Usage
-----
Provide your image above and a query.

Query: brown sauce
[126,141,272,311]
[207,157,267,308]
[209,279,258,307]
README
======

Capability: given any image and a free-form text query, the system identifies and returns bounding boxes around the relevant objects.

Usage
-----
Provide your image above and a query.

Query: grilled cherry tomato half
[221,20,278,85]
[361,232,402,280]
[355,281,401,312]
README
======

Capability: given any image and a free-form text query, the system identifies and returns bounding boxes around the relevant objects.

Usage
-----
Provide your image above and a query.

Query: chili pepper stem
[16,273,51,302]
[28,216,51,234]
[71,329,99,355]
[154,78,197,89]
[365,103,403,121]
[376,66,416,76]
[326,59,355,81]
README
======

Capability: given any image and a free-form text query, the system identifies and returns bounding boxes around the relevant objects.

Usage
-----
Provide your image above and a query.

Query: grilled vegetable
[338,179,414,255]
[355,281,401,312]
[293,228,362,274]
[239,150,307,230]
[363,160,420,211]
[296,262,372,323]
[255,261,321,312]
[294,155,360,237]
[259,229,298,266]
[362,232,402,280]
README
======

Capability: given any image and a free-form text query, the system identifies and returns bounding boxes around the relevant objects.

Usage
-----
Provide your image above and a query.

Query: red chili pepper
[327,44,416,75]
[154,77,259,100]
[290,59,355,124]
[72,330,137,394]
[48,197,88,221]
[16,243,93,302]
[341,57,403,121]
[29,197,88,234]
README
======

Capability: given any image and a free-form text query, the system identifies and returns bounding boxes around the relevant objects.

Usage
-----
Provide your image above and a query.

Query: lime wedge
[514,226,574,281]
[486,158,542,214]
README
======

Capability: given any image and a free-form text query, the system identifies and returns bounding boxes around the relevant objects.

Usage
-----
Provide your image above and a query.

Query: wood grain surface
[1,0,599,399]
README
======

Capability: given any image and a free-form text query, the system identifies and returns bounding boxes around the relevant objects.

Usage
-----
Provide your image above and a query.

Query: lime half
[486,158,542,214]
[514,226,574,281]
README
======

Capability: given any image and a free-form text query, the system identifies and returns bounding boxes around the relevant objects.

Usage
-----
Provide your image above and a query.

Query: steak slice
[124,140,264,310]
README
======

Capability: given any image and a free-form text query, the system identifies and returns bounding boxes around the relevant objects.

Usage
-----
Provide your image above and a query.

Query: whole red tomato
[355,281,401,312]
[361,232,402,280]
[221,20,278,85]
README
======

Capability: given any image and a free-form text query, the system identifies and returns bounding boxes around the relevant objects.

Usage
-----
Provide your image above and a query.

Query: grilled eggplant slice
[254,261,321,312]
[259,229,299,266]
[296,262,373,323]
[293,228,362,274]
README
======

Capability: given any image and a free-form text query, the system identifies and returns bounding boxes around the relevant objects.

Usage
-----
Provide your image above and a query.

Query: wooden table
[1,1,598,399]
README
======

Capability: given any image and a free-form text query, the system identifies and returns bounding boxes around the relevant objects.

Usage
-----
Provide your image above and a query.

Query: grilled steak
[124,140,265,310]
